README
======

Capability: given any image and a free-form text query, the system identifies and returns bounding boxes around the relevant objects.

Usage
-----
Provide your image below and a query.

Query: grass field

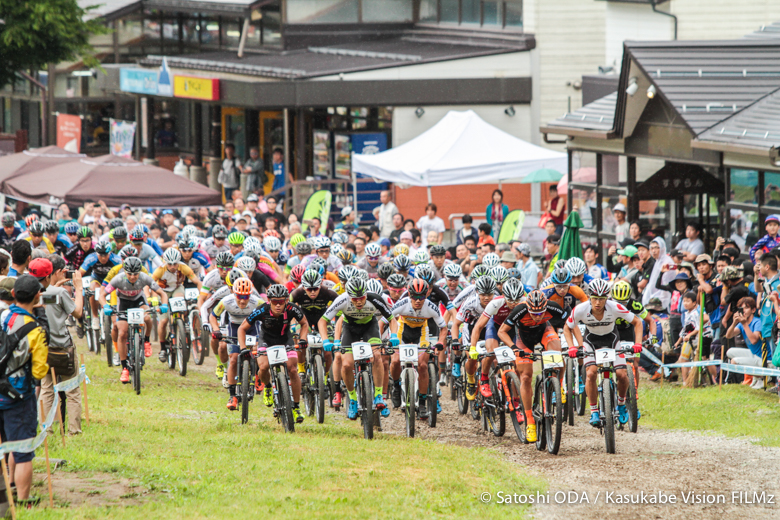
[23,348,544,519]
[639,381,780,447]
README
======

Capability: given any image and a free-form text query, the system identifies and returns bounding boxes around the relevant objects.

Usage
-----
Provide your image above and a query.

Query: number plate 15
[399,344,418,363]
[127,308,144,325]
[352,342,373,361]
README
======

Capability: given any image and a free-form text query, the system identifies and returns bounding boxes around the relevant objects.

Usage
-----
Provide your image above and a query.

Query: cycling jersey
[152,263,196,292]
[80,252,122,283]
[391,297,447,330]
[504,302,567,347]
[65,245,95,269]
[355,257,379,277]
[135,243,162,272]
[482,297,516,326]
[202,238,229,260]
[245,302,305,339]
[104,272,161,300]
[456,294,486,326]
[146,238,163,256]
[200,284,261,324]
[185,251,210,278]
[614,298,648,330]
[201,269,226,295]
[285,255,304,274]
[541,284,588,311]
[302,254,342,273]
[51,238,70,256]
[0,227,21,251]
[23,236,55,254]
[322,292,393,326]
[212,294,262,324]
[566,300,635,336]
[290,286,339,327]
[250,269,272,295]
[435,278,466,301]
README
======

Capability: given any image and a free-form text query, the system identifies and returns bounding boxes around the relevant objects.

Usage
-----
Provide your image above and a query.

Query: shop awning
[352,110,567,187]
[1,154,222,207]
[0,146,85,187]
[637,162,724,200]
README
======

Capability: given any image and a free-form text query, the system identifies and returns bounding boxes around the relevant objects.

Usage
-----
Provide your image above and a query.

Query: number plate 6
[352,342,373,361]
[494,346,516,363]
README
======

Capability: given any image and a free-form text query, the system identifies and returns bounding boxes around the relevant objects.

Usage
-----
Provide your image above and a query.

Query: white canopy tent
[352,110,567,197]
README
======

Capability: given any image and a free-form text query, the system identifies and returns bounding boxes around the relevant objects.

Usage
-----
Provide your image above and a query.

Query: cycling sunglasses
[410,295,426,301]
[236,294,250,301]
[304,287,320,292]
[269,298,287,305]
[529,310,546,316]
[554,284,569,290]
[350,296,366,302]
[218,266,232,271]
[367,256,379,261]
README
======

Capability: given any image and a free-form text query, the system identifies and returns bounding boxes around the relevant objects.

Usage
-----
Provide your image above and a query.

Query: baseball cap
[617,245,638,258]
[121,204,131,210]
[13,274,43,301]
[670,249,683,258]
[673,272,691,282]
[0,277,16,301]
[547,234,561,246]
[400,231,413,240]
[341,206,353,218]
[766,214,780,224]
[379,238,391,248]
[694,254,713,265]
[517,243,532,256]
[613,203,626,213]
[28,258,53,279]
[634,240,650,250]
[247,194,259,202]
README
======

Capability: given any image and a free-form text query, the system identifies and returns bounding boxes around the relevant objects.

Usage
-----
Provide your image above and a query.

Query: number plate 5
[596,348,616,364]
[267,345,287,365]
[399,344,418,363]
[127,308,144,325]
[543,350,564,368]
[352,342,373,361]
[494,346,516,363]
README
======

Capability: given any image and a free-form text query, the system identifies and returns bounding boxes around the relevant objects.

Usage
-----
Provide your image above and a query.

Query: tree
[0,0,108,89]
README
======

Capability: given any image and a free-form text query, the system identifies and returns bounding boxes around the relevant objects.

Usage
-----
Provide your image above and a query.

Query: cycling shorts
[486,317,514,343]
[515,327,559,365]
[224,321,242,355]
[117,296,147,322]
[582,330,625,368]
[339,319,381,354]
[399,326,433,354]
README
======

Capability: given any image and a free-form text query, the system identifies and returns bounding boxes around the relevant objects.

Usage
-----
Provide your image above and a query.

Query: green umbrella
[558,211,584,261]
[521,168,564,184]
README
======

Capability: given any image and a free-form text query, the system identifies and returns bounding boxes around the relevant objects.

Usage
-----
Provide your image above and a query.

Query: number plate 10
[127,308,144,325]
[596,348,616,364]
[267,345,287,365]
[399,344,418,363]
[352,342,373,361]
[494,346,516,363]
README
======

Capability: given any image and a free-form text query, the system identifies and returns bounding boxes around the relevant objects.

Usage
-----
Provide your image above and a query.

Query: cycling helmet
[470,264,489,282]
[365,243,381,258]
[414,264,435,284]
[429,244,446,257]
[314,236,331,250]
[129,227,144,242]
[176,235,194,250]
[301,269,323,289]
[236,256,256,273]
[338,265,359,284]
[475,276,497,295]
[502,278,525,302]
[526,290,548,313]
[180,225,197,239]
[310,257,327,275]
[565,257,587,277]
[393,253,411,272]
[108,218,124,230]
[413,249,430,265]
[28,221,44,235]
[336,248,354,265]
[43,221,59,234]
[112,226,128,240]
[225,268,247,288]
[330,243,344,258]
[345,278,367,298]
[64,222,80,234]
[212,225,228,239]
[233,278,253,297]
[377,262,394,280]
[215,251,235,268]
[290,264,307,283]
[243,236,262,254]
[119,244,137,259]
[387,273,407,289]
[228,232,245,245]
[443,263,462,280]
[94,241,112,255]
[262,229,281,239]
[138,224,150,235]
[1,212,15,226]
[331,231,349,245]
[263,236,281,252]
[354,269,369,281]
[408,279,429,298]
[489,266,509,284]
[482,253,500,268]
[611,280,632,301]
[163,247,182,264]
[78,226,94,239]
[24,214,38,227]
[123,257,143,274]
[266,284,289,300]
[290,233,306,248]
[295,241,312,255]
[507,267,522,281]
[588,278,611,298]
[554,259,568,270]
[551,267,572,285]
[393,244,410,257]
[367,279,383,295]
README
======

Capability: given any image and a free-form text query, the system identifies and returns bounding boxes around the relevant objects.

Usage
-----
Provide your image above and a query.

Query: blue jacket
[485,203,509,237]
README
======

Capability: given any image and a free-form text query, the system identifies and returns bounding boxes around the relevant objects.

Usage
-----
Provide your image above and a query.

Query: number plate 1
[352,342,373,361]
[245,335,257,346]
[596,348,616,364]
[170,297,187,312]
[494,346,516,364]
[543,350,564,368]
[185,288,199,301]
[399,344,418,363]
[267,345,287,365]
[127,308,144,325]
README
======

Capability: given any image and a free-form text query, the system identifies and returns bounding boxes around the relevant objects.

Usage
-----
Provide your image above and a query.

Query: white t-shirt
[416,215,445,247]
[566,300,635,336]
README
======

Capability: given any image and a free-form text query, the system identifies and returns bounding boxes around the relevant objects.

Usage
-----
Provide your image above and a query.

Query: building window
[419,0,522,29]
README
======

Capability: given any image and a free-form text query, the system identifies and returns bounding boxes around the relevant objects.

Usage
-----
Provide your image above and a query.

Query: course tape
[720,364,780,378]
[642,347,721,369]
[0,366,88,455]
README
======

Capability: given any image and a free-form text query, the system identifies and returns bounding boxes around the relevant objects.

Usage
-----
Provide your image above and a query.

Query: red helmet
[408,278,429,298]
[262,229,281,238]
[233,278,253,297]
[24,214,39,227]
[290,264,306,283]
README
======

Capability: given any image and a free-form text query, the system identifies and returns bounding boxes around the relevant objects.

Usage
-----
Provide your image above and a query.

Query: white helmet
[482,253,500,268]
[263,236,281,252]
[180,225,197,239]
[163,247,181,264]
[331,243,344,257]
[413,249,430,265]
[236,256,256,273]
[365,243,381,258]
[443,263,462,279]
[566,257,587,277]
[314,236,331,250]
[243,236,262,254]
[367,279,383,295]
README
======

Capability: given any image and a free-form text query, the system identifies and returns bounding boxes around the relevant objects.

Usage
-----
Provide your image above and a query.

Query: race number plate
[185,288,199,301]
[127,308,144,325]
[595,348,616,364]
[352,342,373,361]
[307,334,322,345]
[169,297,187,312]
[94,287,101,299]
[399,344,418,363]
[220,326,230,336]
[245,335,257,346]
[475,340,488,356]
[494,346,516,363]
[267,345,287,365]
[543,350,564,368]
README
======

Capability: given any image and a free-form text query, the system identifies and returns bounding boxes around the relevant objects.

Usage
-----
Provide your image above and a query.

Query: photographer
[34,256,84,435]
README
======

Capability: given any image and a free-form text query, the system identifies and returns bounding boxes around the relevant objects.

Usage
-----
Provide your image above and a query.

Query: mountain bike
[445,331,457,402]
[166,295,191,377]
[262,343,296,433]
[124,307,148,396]
[398,343,420,437]
[530,347,564,455]
[83,284,100,355]
[618,341,639,434]
[426,346,439,428]
[490,346,527,443]
[561,325,587,425]
[224,334,259,424]
[303,332,328,424]
[184,288,207,366]
[453,341,470,415]
[471,340,488,422]
[594,343,635,454]
[351,341,381,440]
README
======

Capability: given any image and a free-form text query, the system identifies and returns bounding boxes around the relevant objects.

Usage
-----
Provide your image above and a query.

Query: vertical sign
[140,97,148,148]
[56,114,82,152]
[109,118,136,158]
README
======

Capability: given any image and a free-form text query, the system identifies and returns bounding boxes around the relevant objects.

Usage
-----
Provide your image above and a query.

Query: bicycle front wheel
[241,359,250,424]
[103,313,114,367]
[314,355,326,424]
[177,318,188,377]
[403,369,416,438]
[190,312,205,366]
[533,374,546,451]
[602,378,616,454]
[360,371,374,440]
[132,330,142,395]
[489,374,505,437]
[505,371,527,444]
[564,359,574,426]
[626,365,638,433]
[456,368,469,415]
[276,368,295,433]
[545,376,562,455]
[427,362,438,428]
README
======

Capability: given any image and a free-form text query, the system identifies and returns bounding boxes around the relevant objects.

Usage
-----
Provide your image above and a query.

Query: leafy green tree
[0,0,108,88]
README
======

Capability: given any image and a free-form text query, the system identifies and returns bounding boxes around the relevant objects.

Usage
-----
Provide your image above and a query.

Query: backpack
[0,320,40,402]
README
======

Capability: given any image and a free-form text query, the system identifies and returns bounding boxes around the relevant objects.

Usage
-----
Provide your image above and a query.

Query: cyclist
[436,263,466,301]
[470,277,525,398]
[336,248,355,267]
[79,240,122,330]
[178,236,211,278]
[285,241,311,279]
[65,227,96,269]
[389,279,448,417]
[290,269,339,378]
[154,248,203,362]
[542,267,588,312]
[429,245,449,280]
[100,257,169,383]
[129,227,162,272]
[286,263,307,293]
[239,284,310,424]
[308,236,342,273]
[109,226,129,253]
[199,251,235,377]
[102,245,150,360]
[210,278,262,411]
[414,264,454,385]
[498,290,567,443]
[356,243,382,276]
[454,276,498,401]
[611,280,657,392]
[393,253,412,282]
[0,212,21,251]
[563,278,643,427]
[202,225,229,259]
[227,232,246,259]
[452,264,493,308]
[318,278,398,420]
[44,220,71,256]
[376,262,394,291]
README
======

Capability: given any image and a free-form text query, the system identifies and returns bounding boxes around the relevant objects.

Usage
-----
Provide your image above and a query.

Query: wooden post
[80,355,89,425]
[50,369,65,447]
[39,401,53,508]
[1,457,16,520]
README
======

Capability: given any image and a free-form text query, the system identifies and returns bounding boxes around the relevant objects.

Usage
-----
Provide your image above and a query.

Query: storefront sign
[109,118,136,158]
[56,114,82,152]
[120,68,159,96]
[173,75,220,101]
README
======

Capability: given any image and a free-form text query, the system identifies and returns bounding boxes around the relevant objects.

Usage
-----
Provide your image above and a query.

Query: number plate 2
[352,342,373,361]
[267,345,287,365]
[399,344,418,363]
[127,308,144,325]
[595,348,616,364]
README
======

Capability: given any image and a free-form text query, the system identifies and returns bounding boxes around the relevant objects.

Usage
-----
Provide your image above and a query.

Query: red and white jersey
[566,300,635,336]
[482,296,515,326]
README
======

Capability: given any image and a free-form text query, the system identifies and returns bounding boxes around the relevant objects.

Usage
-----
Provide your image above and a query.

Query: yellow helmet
[611,280,631,301]
[393,243,410,257]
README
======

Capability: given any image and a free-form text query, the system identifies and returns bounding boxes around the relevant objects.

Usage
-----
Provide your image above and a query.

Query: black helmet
[109,218,124,230]
[429,244,446,257]
[212,225,228,239]
[475,276,497,295]
[295,241,312,255]
[1,212,15,226]
[301,269,323,289]
[112,226,128,240]
[345,278,367,298]
[119,244,137,259]
[28,221,44,236]
[387,273,407,289]
[215,251,234,268]
[43,221,59,234]
[377,262,394,280]
[266,284,289,300]
[414,264,435,284]
[408,279,429,298]
[123,257,143,274]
